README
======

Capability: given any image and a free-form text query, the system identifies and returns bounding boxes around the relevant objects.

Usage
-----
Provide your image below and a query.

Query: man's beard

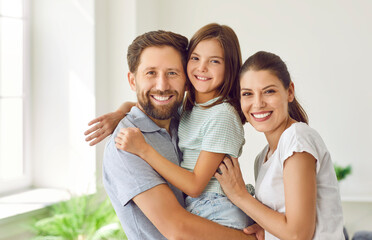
[138,90,182,120]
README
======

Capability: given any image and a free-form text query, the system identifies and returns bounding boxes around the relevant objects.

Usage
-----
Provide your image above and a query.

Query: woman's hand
[115,127,149,158]
[214,156,247,202]
[244,224,265,240]
[84,111,125,146]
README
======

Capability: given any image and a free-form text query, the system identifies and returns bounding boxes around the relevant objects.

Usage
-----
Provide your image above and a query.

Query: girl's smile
[187,38,225,103]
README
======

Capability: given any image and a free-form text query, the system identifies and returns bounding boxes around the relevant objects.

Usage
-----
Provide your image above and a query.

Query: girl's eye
[190,56,199,61]
[211,60,220,64]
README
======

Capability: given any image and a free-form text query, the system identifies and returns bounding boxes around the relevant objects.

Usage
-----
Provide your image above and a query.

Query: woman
[215,51,344,240]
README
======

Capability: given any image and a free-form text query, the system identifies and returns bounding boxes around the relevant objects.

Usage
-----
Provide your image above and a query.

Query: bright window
[0,0,29,194]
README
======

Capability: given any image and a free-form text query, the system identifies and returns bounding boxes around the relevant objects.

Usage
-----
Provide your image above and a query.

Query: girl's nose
[197,61,208,72]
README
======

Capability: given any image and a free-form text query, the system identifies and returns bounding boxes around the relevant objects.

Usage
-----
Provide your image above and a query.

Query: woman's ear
[288,82,295,102]
[128,72,136,91]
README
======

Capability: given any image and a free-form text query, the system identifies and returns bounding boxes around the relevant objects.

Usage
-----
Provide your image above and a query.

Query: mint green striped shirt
[179,97,245,195]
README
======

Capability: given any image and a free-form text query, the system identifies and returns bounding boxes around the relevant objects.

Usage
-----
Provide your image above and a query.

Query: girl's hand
[115,127,148,158]
[84,111,125,146]
[244,224,265,240]
[214,156,247,202]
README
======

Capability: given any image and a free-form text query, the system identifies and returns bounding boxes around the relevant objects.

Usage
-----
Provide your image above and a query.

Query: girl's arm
[84,102,136,146]
[215,154,316,240]
[115,127,225,197]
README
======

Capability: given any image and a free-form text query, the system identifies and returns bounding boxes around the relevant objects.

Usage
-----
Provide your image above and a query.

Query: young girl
[215,51,345,239]
[86,23,254,230]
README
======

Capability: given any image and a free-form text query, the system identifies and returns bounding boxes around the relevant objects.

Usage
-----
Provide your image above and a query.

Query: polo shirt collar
[127,107,177,133]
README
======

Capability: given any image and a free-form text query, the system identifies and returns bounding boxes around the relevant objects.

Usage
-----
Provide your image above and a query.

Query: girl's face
[240,70,294,135]
[187,38,225,103]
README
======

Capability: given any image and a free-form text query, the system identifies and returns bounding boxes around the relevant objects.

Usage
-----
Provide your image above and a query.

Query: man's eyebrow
[142,67,182,72]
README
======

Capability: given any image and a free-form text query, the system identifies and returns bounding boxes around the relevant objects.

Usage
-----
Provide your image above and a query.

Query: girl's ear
[128,72,136,91]
[288,82,295,102]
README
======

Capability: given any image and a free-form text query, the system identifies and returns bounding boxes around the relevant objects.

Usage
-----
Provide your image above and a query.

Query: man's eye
[146,71,156,75]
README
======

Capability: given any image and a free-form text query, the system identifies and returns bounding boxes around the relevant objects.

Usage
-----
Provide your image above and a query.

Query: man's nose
[155,73,170,91]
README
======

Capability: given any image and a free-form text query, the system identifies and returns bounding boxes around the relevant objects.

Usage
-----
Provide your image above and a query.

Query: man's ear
[288,82,295,102]
[128,72,136,91]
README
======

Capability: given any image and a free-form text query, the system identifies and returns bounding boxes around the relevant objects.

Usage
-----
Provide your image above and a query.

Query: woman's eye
[168,72,177,76]
[265,89,275,94]
[241,92,252,96]
[211,60,220,64]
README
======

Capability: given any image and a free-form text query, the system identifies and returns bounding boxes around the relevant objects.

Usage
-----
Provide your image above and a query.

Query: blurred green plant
[334,164,352,182]
[30,194,127,240]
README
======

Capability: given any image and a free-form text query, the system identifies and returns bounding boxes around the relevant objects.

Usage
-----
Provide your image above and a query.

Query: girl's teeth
[196,76,208,80]
[153,96,170,101]
[253,112,271,119]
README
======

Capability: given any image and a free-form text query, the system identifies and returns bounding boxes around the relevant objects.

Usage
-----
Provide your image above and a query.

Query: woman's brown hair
[240,51,308,124]
[184,23,245,123]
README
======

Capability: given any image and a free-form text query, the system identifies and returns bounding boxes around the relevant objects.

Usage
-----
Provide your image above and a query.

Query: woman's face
[187,38,225,103]
[240,70,294,134]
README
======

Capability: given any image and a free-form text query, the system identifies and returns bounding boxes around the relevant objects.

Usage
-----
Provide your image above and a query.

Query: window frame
[0,0,31,195]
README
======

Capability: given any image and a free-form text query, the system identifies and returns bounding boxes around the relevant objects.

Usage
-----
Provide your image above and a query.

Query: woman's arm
[215,153,317,240]
[115,127,225,197]
[84,101,136,146]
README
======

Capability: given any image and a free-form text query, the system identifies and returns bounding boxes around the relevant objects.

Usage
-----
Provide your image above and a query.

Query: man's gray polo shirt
[103,107,184,240]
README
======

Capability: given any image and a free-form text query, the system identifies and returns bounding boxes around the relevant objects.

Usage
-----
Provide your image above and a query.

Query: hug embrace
[85,23,344,240]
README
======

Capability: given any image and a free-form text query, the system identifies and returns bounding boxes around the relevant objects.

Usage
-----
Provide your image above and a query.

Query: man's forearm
[169,209,256,240]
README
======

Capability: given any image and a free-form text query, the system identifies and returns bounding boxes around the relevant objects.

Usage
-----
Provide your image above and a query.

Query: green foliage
[334,164,352,182]
[30,194,127,240]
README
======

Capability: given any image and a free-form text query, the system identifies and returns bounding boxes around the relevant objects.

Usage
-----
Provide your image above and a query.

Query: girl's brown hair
[240,51,308,124]
[184,23,245,123]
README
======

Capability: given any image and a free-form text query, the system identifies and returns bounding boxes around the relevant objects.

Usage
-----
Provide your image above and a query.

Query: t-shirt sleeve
[278,124,323,173]
[200,107,245,158]
[103,134,166,206]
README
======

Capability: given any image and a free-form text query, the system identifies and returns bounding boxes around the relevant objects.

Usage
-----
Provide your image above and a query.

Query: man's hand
[244,224,264,240]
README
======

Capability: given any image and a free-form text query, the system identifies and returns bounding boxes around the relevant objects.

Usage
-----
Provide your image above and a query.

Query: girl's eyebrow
[190,52,224,60]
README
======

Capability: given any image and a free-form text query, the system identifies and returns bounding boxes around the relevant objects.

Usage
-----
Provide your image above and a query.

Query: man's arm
[133,184,256,240]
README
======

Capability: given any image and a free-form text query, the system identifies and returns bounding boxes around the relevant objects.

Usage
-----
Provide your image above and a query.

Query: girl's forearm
[117,101,136,115]
[141,145,209,197]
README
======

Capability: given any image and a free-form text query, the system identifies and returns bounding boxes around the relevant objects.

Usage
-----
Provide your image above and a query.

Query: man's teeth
[253,112,271,119]
[196,76,209,80]
[153,95,171,101]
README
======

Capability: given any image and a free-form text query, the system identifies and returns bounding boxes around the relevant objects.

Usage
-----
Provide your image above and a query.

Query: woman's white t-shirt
[254,122,344,240]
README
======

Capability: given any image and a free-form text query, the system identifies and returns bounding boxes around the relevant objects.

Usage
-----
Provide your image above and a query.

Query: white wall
[31,0,96,194]
[100,0,372,236]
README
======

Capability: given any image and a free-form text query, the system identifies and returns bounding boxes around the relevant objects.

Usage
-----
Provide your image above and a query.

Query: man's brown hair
[127,30,188,73]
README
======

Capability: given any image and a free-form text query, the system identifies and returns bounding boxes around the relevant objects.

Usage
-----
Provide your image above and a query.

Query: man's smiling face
[128,46,186,120]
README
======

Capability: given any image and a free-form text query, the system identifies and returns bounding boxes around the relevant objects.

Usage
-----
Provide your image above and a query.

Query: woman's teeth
[252,112,271,119]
